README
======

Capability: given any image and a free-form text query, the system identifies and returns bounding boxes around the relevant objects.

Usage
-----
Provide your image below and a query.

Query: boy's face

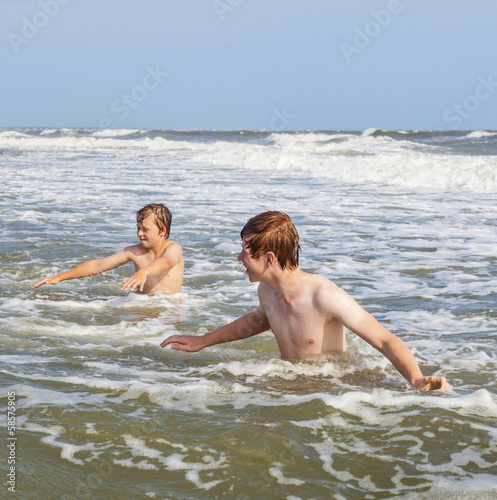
[137,216,166,248]
[238,239,266,282]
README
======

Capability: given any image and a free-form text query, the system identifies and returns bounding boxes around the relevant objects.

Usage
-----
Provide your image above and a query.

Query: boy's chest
[267,298,345,353]
[131,252,157,269]
[267,297,325,339]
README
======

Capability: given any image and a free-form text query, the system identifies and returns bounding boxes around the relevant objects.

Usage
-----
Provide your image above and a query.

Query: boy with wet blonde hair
[33,203,183,294]
[162,211,449,391]
[137,203,172,239]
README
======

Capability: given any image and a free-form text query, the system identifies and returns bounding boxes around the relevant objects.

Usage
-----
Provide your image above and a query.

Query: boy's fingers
[32,277,53,289]
[161,336,181,348]
[437,377,452,391]
[121,278,137,291]
[161,336,176,347]
[122,275,145,292]
[160,338,172,348]
[414,376,451,392]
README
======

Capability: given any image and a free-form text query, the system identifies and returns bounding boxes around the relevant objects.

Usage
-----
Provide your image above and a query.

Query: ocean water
[1,128,496,499]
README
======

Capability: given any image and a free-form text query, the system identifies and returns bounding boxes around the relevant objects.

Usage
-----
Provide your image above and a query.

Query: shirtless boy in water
[33,204,183,294]
[161,211,449,391]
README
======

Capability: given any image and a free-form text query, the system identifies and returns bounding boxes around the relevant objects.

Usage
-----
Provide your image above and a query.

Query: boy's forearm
[380,335,424,386]
[362,325,448,390]
[201,311,270,348]
[141,256,174,276]
[56,260,101,282]
[160,310,269,353]
[349,312,425,386]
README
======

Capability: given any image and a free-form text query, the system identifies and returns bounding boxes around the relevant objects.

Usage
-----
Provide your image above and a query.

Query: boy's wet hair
[136,204,172,239]
[240,211,300,270]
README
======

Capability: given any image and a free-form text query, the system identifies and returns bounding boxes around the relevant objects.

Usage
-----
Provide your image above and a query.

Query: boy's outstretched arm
[321,284,450,391]
[32,251,130,289]
[161,307,270,352]
[121,243,182,292]
[350,315,450,390]
[353,314,451,391]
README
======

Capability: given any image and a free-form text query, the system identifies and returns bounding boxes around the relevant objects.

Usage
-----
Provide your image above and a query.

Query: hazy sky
[2,0,496,131]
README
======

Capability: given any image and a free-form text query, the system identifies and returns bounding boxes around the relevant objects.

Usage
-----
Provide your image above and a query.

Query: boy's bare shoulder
[123,243,146,255]
[305,272,338,291]
[122,241,182,255]
[164,240,182,253]
[161,241,183,262]
[257,281,276,301]
[308,273,350,308]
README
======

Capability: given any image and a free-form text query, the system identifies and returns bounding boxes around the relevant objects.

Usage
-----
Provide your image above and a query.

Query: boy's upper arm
[144,242,183,274]
[161,242,183,268]
[94,248,132,273]
[254,284,271,328]
[317,280,391,349]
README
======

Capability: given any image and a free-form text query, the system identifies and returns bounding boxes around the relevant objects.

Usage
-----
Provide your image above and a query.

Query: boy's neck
[146,238,169,255]
[264,267,305,300]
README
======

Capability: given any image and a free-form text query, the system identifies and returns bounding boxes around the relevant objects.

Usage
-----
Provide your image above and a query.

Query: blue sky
[2,0,496,131]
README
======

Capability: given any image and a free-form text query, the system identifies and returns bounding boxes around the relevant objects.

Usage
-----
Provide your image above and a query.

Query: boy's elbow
[236,312,268,340]
[381,332,403,352]
[88,258,109,275]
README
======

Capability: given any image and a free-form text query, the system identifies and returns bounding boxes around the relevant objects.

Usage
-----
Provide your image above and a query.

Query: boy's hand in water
[121,270,149,292]
[160,335,206,352]
[32,276,60,289]
[413,376,452,391]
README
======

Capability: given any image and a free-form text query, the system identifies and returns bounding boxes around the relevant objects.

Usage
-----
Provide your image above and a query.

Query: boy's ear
[266,252,276,267]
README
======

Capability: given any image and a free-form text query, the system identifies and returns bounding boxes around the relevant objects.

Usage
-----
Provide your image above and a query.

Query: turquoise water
[1,128,496,499]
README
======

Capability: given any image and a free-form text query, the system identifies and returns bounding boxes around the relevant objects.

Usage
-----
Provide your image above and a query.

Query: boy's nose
[237,251,243,261]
